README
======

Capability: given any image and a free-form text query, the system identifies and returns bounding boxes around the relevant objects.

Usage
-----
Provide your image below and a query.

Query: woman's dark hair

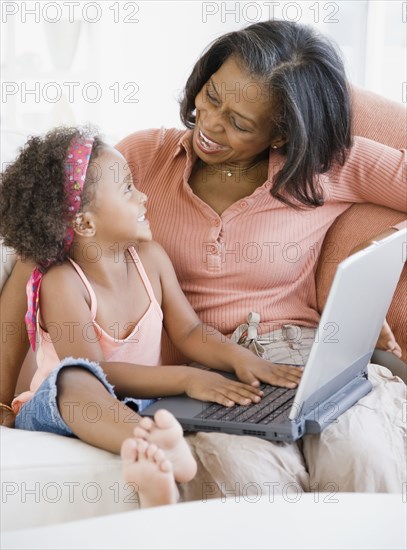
[180,20,352,208]
[0,126,105,266]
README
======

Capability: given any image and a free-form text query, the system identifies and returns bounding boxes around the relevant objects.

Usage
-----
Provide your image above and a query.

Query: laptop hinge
[304,376,372,433]
[296,352,372,420]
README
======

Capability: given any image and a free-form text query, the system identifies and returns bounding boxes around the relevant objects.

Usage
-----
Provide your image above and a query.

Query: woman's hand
[185,368,264,407]
[376,319,402,358]
[234,357,304,389]
[0,408,15,428]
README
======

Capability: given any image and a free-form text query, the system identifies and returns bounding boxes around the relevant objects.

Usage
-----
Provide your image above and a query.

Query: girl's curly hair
[0,126,105,267]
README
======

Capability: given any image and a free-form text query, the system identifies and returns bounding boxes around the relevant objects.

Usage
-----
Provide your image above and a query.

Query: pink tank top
[13,247,163,412]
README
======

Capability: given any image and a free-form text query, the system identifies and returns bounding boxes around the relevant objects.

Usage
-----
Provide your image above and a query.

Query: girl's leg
[57,366,196,506]
[15,360,197,507]
[59,366,184,508]
[56,365,197,485]
[56,366,139,453]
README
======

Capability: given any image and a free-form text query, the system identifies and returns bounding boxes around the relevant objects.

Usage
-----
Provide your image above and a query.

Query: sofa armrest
[316,203,407,362]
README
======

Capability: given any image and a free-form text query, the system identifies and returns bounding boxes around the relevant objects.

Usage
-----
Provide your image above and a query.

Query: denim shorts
[15,357,157,437]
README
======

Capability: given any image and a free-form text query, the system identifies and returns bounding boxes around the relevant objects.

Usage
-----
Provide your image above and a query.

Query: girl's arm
[98,360,262,407]
[151,242,303,389]
[40,263,262,406]
[0,260,33,426]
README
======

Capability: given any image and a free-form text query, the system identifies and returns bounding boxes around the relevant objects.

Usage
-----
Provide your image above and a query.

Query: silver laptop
[143,228,406,441]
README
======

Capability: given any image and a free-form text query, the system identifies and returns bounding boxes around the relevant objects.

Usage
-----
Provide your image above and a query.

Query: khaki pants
[180,314,406,499]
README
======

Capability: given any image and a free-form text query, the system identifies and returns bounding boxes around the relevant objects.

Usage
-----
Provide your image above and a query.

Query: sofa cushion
[0,426,139,531]
[316,203,407,361]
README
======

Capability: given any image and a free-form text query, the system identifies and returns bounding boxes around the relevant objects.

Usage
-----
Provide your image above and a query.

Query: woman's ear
[271,135,287,149]
[73,212,96,237]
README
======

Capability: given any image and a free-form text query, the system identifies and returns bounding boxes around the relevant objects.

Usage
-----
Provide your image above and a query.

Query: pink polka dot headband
[25,136,95,352]
[63,138,95,253]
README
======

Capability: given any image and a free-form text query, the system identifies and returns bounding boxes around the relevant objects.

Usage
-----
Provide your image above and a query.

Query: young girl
[0,126,302,508]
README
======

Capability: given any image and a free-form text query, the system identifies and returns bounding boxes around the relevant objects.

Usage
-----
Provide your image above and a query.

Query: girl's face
[86,146,152,244]
[192,57,281,167]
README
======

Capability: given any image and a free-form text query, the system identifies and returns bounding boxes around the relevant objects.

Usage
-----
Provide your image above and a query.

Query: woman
[1,20,406,494]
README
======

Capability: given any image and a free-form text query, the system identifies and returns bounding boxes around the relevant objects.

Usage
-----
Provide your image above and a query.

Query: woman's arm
[330,137,406,213]
[0,259,33,426]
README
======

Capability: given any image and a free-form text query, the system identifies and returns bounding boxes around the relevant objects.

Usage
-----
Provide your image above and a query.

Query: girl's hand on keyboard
[234,358,303,389]
[185,368,264,407]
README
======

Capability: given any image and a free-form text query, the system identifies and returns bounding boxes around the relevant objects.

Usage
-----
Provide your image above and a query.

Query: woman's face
[193,57,281,167]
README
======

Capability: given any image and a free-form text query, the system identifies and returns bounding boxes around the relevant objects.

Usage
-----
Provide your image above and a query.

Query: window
[1,1,405,139]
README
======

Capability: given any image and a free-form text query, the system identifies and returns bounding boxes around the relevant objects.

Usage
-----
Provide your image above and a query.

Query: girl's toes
[152,448,166,464]
[136,439,149,460]
[146,443,158,459]
[120,438,138,463]
[159,458,172,473]
[153,409,180,430]
[132,427,149,440]
[139,416,155,431]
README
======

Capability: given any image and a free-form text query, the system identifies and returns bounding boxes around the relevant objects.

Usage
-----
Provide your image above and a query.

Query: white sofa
[1,426,135,531]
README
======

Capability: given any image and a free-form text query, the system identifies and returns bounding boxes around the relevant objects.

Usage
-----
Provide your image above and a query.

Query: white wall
[1,1,405,143]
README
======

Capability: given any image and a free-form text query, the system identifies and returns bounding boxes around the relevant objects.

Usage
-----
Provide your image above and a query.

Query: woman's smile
[196,128,229,154]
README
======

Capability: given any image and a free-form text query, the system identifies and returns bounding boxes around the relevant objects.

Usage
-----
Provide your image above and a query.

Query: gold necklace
[200,158,266,178]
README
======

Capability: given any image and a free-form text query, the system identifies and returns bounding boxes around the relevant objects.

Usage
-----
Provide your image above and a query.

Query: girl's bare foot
[133,409,197,483]
[121,437,178,508]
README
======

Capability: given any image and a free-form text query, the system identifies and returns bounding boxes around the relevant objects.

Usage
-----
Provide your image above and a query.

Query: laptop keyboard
[194,384,296,424]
